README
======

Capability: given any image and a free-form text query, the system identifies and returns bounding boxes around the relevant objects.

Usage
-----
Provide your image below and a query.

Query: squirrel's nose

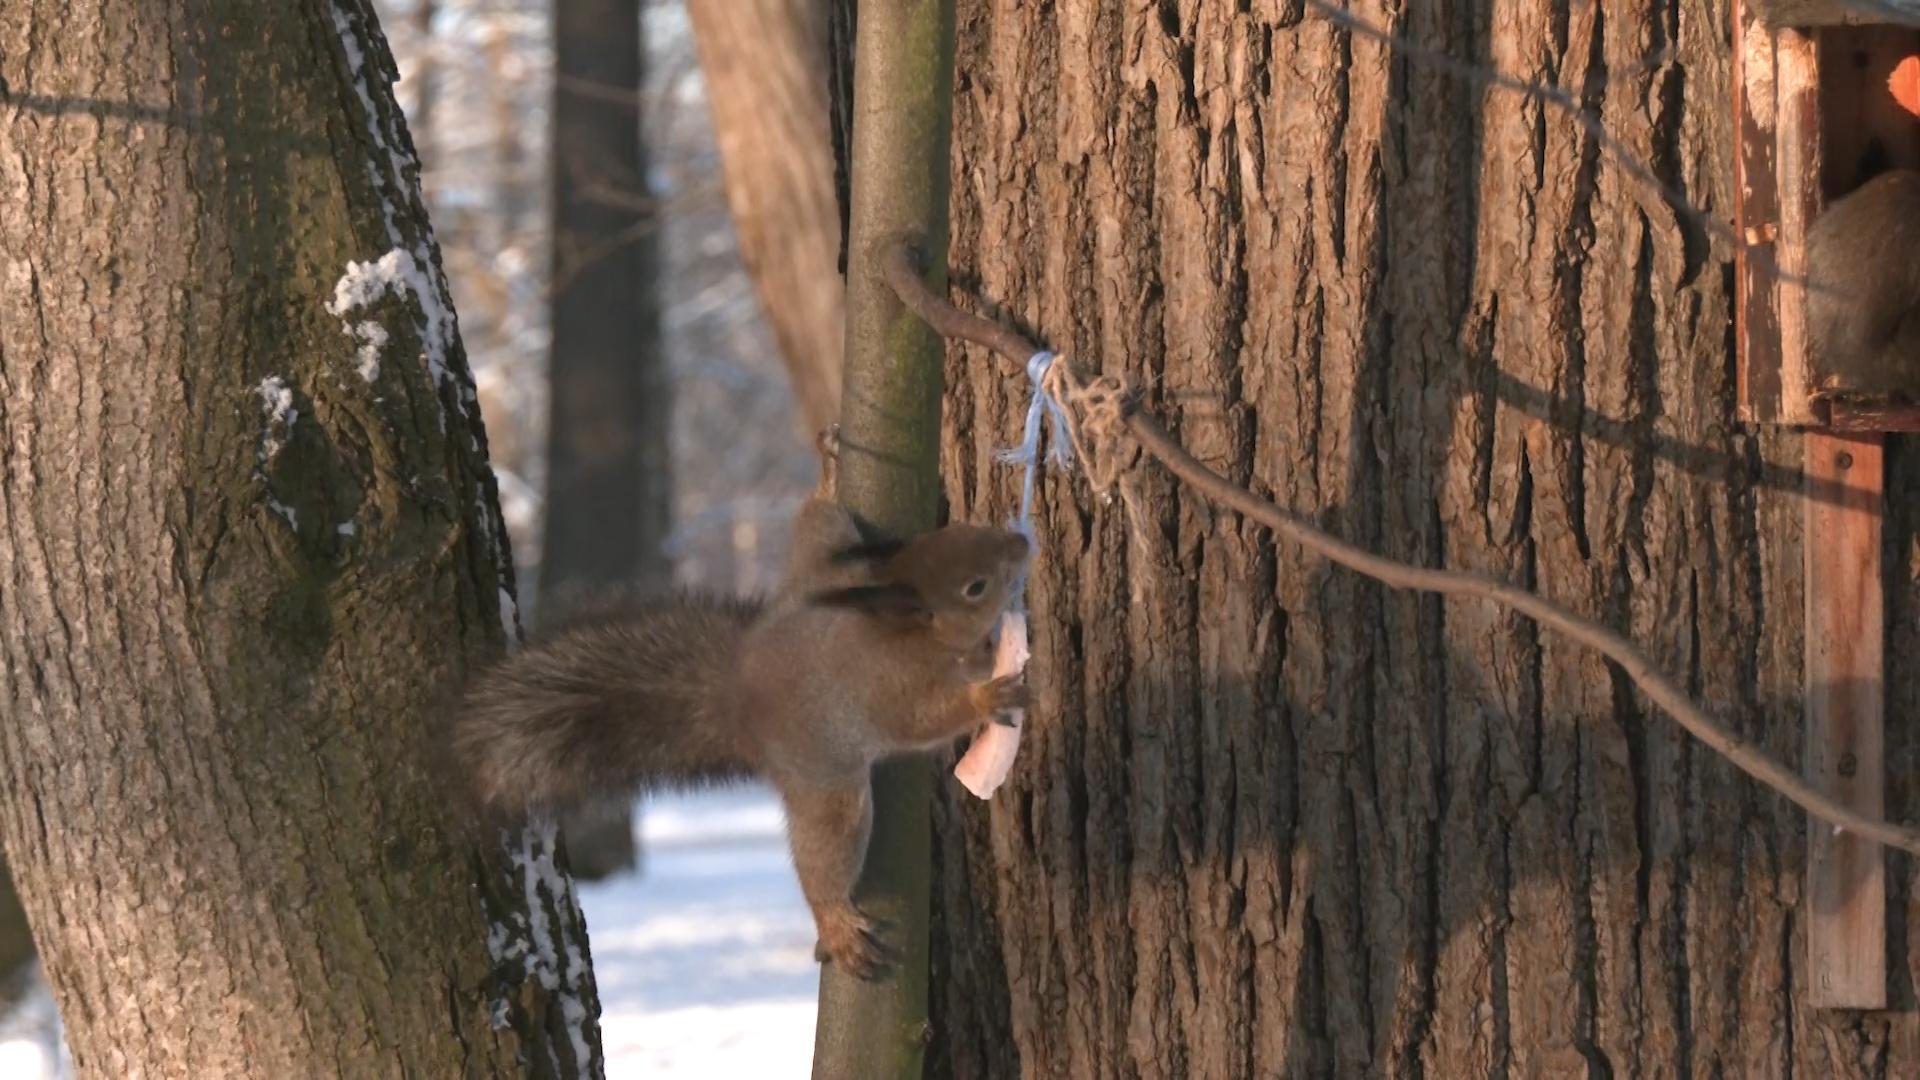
[1007,532,1031,558]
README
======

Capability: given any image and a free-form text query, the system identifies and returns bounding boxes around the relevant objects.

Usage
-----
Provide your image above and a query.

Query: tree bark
[685,0,845,435]
[543,0,666,883]
[0,3,602,1076]
[928,3,1920,1077]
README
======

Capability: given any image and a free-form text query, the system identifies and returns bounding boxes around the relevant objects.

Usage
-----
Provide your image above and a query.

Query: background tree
[0,2,600,1075]
[0,859,33,1015]
[542,0,668,881]
[919,3,1920,1076]
[685,0,846,434]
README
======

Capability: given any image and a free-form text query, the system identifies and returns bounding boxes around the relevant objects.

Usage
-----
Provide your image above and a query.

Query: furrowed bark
[926,3,1920,1077]
[0,2,602,1075]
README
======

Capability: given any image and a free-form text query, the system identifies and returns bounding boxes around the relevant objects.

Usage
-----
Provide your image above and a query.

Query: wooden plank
[1736,0,1786,422]
[1776,28,1823,425]
[1804,429,1887,1010]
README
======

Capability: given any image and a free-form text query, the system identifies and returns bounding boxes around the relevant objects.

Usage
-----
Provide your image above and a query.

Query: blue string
[995,350,1074,535]
[997,351,1074,613]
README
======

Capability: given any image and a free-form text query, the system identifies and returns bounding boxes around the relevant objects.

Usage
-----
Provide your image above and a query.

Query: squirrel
[449,432,1032,978]
[1805,168,1920,402]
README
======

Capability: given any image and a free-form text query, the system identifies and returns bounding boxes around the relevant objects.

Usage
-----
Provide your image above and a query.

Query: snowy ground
[581,786,818,1076]
[0,785,816,1078]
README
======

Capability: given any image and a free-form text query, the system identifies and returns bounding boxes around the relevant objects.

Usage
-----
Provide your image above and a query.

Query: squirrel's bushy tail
[450,593,763,814]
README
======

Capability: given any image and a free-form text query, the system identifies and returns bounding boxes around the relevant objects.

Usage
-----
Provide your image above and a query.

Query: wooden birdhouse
[1736,0,1920,427]
[1733,0,1920,1012]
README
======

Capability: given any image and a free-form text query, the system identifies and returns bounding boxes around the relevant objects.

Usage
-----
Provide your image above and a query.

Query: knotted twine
[953,350,1075,799]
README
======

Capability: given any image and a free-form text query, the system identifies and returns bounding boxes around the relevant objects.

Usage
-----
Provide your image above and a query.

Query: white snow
[578,786,816,1078]
[326,250,435,384]
[349,321,390,381]
[498,584,522,641]
[266,497,299,530]
[255,376,296,459]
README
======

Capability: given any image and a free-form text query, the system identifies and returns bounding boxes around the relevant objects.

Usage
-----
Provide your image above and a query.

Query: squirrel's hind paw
[814,905,900,981]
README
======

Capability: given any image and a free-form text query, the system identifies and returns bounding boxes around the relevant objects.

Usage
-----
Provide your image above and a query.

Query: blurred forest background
[0,1,822,1075]
[388,0,813,591]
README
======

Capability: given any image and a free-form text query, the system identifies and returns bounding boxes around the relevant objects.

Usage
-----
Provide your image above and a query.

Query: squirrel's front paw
[973,672,1029,720]
[814,904,899,981]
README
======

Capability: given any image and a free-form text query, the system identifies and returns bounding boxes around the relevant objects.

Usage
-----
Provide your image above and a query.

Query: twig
[880,240,1920,858]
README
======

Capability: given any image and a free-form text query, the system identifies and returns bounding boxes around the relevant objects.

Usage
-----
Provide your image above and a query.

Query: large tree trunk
[685,0,845,435]
[928,3,1919,1077]
[543,0,666,882]
[0,3,601,1076]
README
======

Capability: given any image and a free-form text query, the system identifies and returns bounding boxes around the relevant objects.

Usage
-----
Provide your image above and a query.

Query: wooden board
[1735,7,1822,425]
[1735,0,1787,422]
[1776,27,1823,426]
[1803,429,1887,1010]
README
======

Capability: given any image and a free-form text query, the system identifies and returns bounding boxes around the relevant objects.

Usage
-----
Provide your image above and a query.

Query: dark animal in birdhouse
[1806,168,1920,402]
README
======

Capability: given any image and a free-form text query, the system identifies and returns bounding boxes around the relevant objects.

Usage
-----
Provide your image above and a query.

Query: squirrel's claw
[977,671,1029,715]
[815,905,899,981]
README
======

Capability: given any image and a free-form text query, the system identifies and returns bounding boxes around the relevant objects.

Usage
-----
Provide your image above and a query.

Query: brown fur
[445,478,1031,980]
[1807,168,1920,400]
[450,593,765,814]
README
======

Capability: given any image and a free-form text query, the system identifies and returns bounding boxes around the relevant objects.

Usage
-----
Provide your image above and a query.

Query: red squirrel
[450,434,1030,977]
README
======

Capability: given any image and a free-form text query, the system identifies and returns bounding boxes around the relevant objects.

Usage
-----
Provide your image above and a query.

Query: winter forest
[7,1,1920,1078]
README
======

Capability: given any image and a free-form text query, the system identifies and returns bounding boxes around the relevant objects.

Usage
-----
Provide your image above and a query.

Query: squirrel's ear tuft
[828,538,908,565]
[808,583,929,620]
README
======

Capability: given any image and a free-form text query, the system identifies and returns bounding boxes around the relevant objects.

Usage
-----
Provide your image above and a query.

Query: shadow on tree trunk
[918,2,1920,1075]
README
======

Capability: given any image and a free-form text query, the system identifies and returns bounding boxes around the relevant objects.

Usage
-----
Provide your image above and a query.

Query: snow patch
[266,498,299,530]
[511,821,596,1071]
[349,322,389,381]
[255,376,296,459]
[499,585,522,643]
[325,249,446,387]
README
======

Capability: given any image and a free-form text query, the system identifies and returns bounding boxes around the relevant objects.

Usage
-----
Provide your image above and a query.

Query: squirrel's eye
[963,578,988,599]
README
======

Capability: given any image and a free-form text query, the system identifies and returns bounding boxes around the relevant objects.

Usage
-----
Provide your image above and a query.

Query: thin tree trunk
[811,0,956,1076]
[928,3,1919,1077]
[543,0,666,883]
[0,3,602,1075]
[685,0,845,435]
[411,0,437,166]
